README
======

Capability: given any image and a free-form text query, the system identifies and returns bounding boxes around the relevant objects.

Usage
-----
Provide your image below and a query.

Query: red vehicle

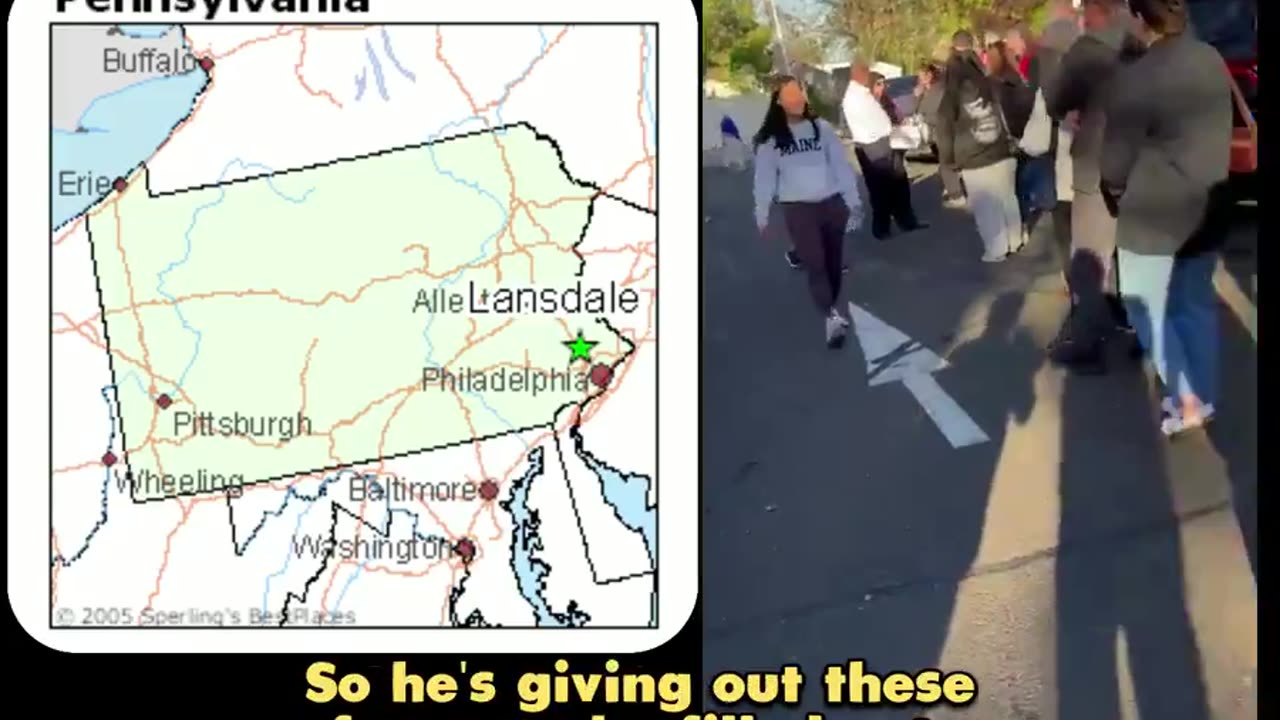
[1187,0,1257,198]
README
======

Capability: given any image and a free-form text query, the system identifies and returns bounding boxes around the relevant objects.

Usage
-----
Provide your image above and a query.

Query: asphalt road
[700,156,1258,720]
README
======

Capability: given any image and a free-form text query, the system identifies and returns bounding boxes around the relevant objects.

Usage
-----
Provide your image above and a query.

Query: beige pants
[961,157,1022,259]
[1055,126,1075,203]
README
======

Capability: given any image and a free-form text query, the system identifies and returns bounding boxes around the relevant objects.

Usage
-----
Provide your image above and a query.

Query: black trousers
[1052,201,1073,272]
[1055,200,1130,346]
[855,139,918,237]
[781,194,850,314]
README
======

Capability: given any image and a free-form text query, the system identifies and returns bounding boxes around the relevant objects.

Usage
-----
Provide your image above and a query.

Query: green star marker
[564,330,597,361]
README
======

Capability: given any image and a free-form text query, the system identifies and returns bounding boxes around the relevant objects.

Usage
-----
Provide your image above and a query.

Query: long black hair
[752,75,819,151]
[945,42,997,105]
[1129,0,1189,37]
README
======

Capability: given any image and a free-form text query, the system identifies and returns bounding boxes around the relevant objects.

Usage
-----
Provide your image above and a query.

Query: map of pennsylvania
[51,23,658,629]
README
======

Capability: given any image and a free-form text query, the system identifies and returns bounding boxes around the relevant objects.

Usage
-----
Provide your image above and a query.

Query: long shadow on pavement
[1206,279,1258,583]
[1219,203,1257,307]
[703,161,1256,717]
[1055,295,1212,719]
[1212,205,1258,582]
[702,164,1043,718]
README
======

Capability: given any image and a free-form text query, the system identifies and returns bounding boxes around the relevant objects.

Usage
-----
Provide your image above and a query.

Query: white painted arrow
[849,302,990,448]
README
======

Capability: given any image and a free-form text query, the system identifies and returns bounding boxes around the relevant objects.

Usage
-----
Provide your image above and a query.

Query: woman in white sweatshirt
[753,76,864,348]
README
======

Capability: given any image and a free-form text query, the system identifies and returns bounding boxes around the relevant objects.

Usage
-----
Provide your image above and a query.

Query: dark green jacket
[935,50,1014,171]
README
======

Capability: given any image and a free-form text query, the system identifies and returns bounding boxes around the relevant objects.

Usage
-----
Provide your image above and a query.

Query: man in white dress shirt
[842,62,925,239]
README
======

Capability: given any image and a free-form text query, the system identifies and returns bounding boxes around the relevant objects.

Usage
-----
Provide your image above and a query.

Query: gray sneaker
[825,311,849,349]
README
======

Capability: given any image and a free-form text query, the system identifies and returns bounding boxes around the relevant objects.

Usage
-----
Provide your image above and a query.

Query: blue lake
[581,451,656,568]
[117,25,175,39]
[52,34,207,230]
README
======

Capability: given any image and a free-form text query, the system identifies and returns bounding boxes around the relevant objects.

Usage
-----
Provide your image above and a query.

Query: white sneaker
[981,253,1007,263]
[1161,414,1197,437]
[1160,403,1217,437]
[825,311,849,348]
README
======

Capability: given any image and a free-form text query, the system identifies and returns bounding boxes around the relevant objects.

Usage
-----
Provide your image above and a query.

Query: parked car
[1188,0,1257,200]
[1227,74,1257,200]
[884,76,919,121]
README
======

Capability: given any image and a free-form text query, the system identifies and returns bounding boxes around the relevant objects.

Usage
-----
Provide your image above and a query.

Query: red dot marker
[112,178,127,193]
[102,452,117,467]
[454,538,476,563]
[156,394,173,410]
[589,363,613,389]
[199,56,214,72]
[479,480,499,501]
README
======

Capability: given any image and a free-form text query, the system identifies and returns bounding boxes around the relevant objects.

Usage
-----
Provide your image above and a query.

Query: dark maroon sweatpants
[782,194,850,314]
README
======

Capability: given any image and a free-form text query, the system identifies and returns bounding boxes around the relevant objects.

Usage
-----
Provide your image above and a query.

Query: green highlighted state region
[87,125,617,501]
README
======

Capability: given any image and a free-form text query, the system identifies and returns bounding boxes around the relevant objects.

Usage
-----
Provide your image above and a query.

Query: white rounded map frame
[7,0,698,653]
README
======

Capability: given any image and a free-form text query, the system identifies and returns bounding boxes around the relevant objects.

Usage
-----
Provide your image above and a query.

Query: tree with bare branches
[816,0,1053,69]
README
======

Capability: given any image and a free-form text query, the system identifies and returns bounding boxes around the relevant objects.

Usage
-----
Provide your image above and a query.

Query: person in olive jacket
[935,30,1024,262]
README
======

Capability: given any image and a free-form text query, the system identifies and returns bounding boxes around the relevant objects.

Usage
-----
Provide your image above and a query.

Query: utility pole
[765,0,790,75]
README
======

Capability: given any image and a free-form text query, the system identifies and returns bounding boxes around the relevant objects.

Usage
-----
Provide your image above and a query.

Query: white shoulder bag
[1018,88,1053,157]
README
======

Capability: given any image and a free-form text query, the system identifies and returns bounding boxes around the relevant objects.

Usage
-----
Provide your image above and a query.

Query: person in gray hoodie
[753,76,865,348]
[1043,0,1146,373]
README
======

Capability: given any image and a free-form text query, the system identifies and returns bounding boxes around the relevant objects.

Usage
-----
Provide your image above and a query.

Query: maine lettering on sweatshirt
[753,118,862,229]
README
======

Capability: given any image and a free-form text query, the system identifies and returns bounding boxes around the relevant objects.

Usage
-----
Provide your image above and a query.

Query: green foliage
[703,0,773,90]
[818,0,1052,70]
[1025,3,1052,33]
[787,31,828,68]
[729,25,775,77]
[806,85,840,123]
[703,0,828,91]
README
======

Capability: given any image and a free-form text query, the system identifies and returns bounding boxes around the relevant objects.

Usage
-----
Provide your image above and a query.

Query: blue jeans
[1117,249,1220,406]
[1015,153,1056,223]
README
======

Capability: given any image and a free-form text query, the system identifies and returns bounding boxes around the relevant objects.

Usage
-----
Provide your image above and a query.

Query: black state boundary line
[51,21,661,633]
[220,424,550,558]
[141,119,656,214]
[84,122,647,506]
[50,25,212,235]
[125,422,554,506]
[573,417,658,587]
[133,119,655,275]
[141,124,656,214]
[550,417,655,590]
[278,503,340,626]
